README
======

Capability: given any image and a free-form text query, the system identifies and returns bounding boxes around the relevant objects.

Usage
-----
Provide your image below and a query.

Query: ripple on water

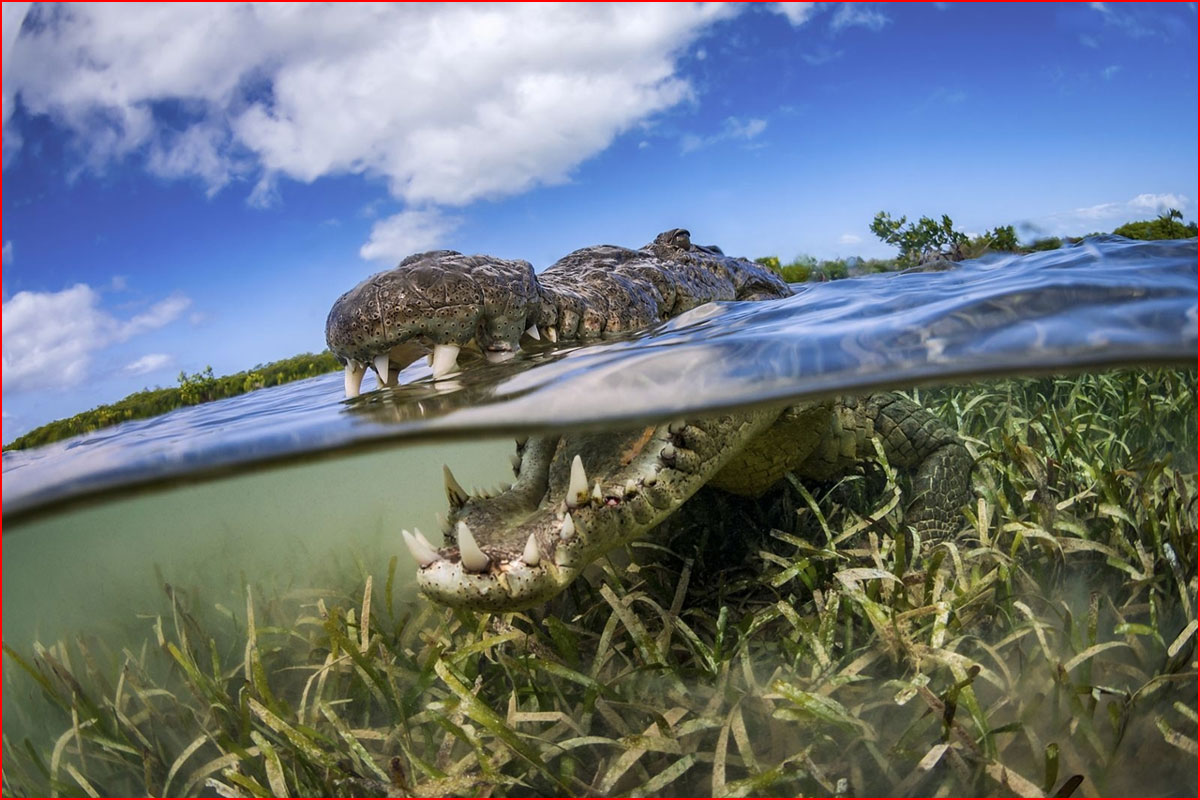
[3,236,1195,520]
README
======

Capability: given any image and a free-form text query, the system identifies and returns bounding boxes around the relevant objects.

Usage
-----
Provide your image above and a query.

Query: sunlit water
[2,236,1196,794]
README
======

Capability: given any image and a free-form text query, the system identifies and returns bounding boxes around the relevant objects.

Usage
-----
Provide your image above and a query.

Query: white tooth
[560,513,575,541]
[566,455,588,508]
[402,529,439,567]
[545,326,558,343]
[510,453,523,471]
[443,464,468,507]
[624,479,638,495]
[522,534,541,565]
[484,349,515,363]
[525,324,541,340]
[644,470,658,487]
[592,481,603,502]
[373,354,390,385]
[343,360,366,398]
[516,435,529,447]
[413,528,438,551]
[456,521,490,572]
[661,444,676,461]
[431,344,461,379]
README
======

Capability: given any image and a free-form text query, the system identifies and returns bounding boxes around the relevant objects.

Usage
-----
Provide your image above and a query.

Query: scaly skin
[325,229,791,385]
[326,230,973,611]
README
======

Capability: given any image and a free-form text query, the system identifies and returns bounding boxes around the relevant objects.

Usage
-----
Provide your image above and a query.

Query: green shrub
[1113,210,1198,240]
[870,211,968,264]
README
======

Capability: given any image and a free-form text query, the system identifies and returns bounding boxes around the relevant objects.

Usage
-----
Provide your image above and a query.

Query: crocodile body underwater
[326,229,973,611]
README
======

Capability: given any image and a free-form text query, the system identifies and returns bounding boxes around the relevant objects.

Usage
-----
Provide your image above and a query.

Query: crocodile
[326,229,973,611]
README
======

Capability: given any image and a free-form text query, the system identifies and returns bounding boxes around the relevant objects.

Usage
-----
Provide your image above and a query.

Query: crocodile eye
[672,230,691,248]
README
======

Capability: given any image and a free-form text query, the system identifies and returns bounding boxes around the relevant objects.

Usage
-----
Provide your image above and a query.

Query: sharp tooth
[456,521,490,572]
[443,464,468,508]
[510,453,523,472]
[560,513,575,541]
[484,349,515,363]
[344,360,366,398]
[402,529,439,567]
[435,511,450,532]
[373,354,390,385]
[624,479,638,495]
[592,481,603,502]
[545,326,558,343]
[668,421,686,435]
[413,528,437,551]
[522,534,541,565]
[431,344,461,379]
[566,455,588,508]
[525,324,541,340]
[644,470,658,487]
[661,444,676,462]
[516,435,528,448]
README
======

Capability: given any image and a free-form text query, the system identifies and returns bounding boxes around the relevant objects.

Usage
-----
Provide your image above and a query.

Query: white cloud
[2,240,11,265]
[801,47,844,66]
[1038,192,1193,235]
[1129,192,1188,212]
[360,209,462,264]
[1079,33,1100,48]
[839,233,862,245]
[1101,64,1121,79]
[2,285,190,392]
[771,3,818,27]
[830,4,890,32]
[681,116,769,154]
[1,3,30,73]
[4,4,734,219]
[123,353,171,375]
[1072,201,1124,220]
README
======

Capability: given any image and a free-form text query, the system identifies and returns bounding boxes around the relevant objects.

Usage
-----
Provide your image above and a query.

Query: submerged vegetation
[3,368,1196,797]
[3,352,341,452]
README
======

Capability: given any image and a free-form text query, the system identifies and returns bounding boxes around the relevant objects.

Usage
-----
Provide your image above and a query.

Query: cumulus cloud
[1072,201,1124,220]
[123,353,172,376]
[2,285,190,392]
[830,4,891,32]
[1129,192,1188,212]
[771,3,818,26]
[1038,192,1193,235]
[681,116,768,154]
[4,4,735,238]
[360,209,462,264]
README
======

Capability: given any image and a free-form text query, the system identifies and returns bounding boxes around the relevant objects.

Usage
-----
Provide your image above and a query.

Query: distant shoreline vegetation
[5,212,1196,452]
[756,209,1198,283]
[3,352,341,452]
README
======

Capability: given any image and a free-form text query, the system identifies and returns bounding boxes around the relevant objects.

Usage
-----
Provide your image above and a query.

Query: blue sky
[2,2,1196,442]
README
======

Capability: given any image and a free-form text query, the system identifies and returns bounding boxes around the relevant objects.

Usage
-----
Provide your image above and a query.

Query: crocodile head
[324,229,792,397]
[408,411,778,611]
[327,230,795,609]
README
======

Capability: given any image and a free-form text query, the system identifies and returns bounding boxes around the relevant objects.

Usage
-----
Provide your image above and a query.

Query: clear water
[1,236,1196,794]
